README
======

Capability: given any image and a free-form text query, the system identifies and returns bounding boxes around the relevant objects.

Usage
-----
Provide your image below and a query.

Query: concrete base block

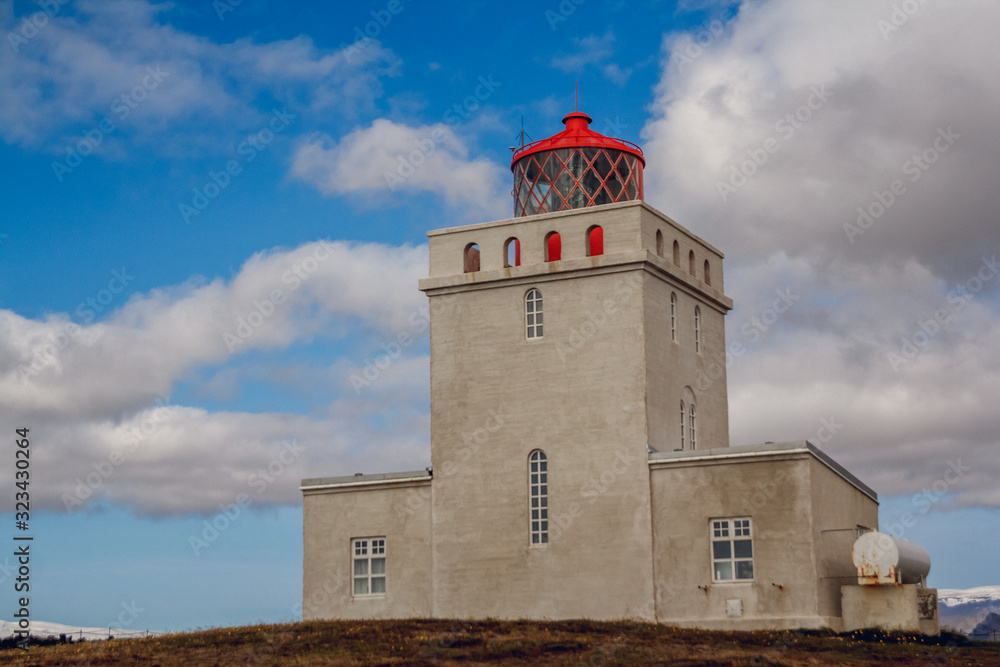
[841,584,939,635]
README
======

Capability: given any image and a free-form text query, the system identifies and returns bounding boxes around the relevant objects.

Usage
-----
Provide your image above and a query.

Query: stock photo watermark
[223,240,336,352]
[51,66,170,182]
[17,267,134,383]
[545,0,585,30]
[339,0,411,62]
[670,18,725,72]
[844,126,959,244]
[62,398,175,510]
[878,0,927,40]
[383,75,502,191]
[886,253,998,371]
[189,439,305,555]
[7,0,69,53]
[695,286,799,392]
[180,107,296,224]
[716,84,834,201]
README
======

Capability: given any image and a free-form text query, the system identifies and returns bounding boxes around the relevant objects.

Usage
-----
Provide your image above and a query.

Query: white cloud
[0,0,400,153]
[643,0,1000,510]
[0,240,433,515]
[290,119,510,218]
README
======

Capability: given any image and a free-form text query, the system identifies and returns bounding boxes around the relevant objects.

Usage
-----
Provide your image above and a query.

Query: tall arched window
[545,232,561,262]
[704,260,712,286]
[670,292,677,343]
[587,225,604,257]
[679,401,686,450]
[689,403,697,450]
[464,243,481,273]
[672,240,680,266]
[689,250,696,275]
[656,230,664,257]
[504,237,521,268]
[525,288,543,339]
[529,450,549,545]
[694,306,701,354]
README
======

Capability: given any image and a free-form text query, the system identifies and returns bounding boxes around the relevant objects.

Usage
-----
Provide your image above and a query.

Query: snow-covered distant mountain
[938,585,1000,637]
[1,620,162,641]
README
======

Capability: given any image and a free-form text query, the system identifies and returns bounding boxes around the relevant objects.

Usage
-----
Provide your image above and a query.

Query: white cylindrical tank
[852,531,931,585]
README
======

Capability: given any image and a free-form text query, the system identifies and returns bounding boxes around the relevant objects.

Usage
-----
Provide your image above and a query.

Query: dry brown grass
[3,619,999,666]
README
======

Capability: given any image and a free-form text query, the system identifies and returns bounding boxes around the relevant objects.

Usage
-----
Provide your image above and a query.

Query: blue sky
[1,0,999,632]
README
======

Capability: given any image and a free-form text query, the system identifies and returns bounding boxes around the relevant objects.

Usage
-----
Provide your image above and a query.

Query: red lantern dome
[510,111,644,217]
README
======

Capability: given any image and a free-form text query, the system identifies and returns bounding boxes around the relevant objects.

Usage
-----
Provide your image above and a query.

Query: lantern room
[510,111,645,217]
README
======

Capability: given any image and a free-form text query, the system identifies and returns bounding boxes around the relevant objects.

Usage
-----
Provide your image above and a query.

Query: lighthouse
[301,108,902,634]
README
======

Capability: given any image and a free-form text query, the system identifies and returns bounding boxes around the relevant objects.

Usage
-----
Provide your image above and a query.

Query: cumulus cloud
[290,119,510,217]
[643,0,1000,509]
[0,0,399,153]
[0,240,432,515]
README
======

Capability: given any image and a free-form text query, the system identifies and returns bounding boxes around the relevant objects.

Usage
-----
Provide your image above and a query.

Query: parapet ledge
[648,440,877,502]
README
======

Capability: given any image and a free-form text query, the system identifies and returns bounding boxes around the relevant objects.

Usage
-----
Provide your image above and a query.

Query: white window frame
[670,292,677,343]
[694,306,701,354]
[529,450,549,545]
[711,518,754,582]
[678,400,685,451]
[689,403,696,450]
[352,537,386,596]
[526,288,543,339]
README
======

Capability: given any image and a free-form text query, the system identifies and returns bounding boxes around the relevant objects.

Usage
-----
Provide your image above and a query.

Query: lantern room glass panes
[512,146,644,217]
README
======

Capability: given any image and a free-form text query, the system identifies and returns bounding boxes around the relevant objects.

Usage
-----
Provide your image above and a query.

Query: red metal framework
[511,111,644,217]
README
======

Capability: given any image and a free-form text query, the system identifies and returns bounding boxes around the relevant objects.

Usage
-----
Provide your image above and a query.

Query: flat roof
[301,469,430,491]
[648,440,877,501]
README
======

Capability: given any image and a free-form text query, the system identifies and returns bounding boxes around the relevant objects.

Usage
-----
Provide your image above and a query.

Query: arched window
[679,400,686,450]
[529,450,549,545]
[656,230,664,256]
[464,243,481,273]
[672,240,680,266]
[689,403,697,450]
[682,387,696,451]
[694,306,701,354]
[545,231,561,262]
[704,260,712,286]
[525,288,543,339]
[670,292,677,342]
[587,225,604,257]
[504,237,521,268]
[689,250,696,275]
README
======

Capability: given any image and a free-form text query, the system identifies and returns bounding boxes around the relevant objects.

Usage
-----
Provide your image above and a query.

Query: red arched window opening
[545,232,561,262]
[504,237,521,268]
[587,226,604,257]
[464,243,481,273]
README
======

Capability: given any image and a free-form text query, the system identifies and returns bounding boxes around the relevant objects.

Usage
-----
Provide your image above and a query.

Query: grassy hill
[4,618,1000,665]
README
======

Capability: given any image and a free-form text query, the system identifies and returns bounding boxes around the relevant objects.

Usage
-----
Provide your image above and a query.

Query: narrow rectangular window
[529,451,548,545]
[678,401,685,450]
[711,518,753,581]
[694,306,701,354]
[526,289,543,339]
[689,404,696,450]
[352,537,386,595]
[670,293,677,343]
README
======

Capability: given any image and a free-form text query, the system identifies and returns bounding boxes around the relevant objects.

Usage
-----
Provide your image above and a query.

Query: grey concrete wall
[302,480,432,620]
[808,455,880,621]
[650,453,827,629]
[425,267,656,620]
